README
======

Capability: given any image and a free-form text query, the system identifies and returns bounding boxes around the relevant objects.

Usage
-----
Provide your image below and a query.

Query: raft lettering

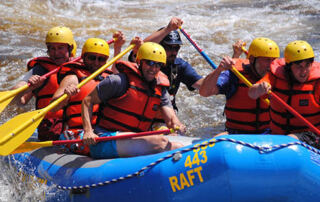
[169,166,204,192]
[168,138,215,193]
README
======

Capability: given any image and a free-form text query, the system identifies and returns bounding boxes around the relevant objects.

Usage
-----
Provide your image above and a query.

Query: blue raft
[5,135,320,202]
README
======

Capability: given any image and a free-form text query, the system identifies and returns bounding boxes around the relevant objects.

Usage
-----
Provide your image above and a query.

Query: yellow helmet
[248,37,280,58]
[81,38,109,57]
[46,26,76,56]
[284,40,314,63]
[46,26,74,45]
[136,42,166,64]
[71,40,77,57]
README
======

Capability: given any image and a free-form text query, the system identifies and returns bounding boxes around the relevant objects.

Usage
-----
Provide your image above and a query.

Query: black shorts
[294,131,320,149]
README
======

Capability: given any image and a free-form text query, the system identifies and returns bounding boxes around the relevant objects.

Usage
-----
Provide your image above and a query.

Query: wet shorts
[294,131,320,149]
[89,131,119,159]
[226,128,271,134]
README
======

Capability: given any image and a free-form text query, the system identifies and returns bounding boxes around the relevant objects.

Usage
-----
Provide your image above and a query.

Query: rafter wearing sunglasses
[144,60,165,68]
[86,54,108,63]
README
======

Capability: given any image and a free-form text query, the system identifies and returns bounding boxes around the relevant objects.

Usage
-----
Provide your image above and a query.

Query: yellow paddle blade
[0,85,29,114]
[0,109,45,156]
[0,93,15,113]
[10,141,53,154]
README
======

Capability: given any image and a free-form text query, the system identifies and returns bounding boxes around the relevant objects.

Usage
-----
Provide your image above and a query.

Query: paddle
[179,27,218,69]
[0,39,115,114]
[179,27,270,105]
[240,46,320,136]
[0,44,135,156]
[0,59,76,114]
[10,128,174,154]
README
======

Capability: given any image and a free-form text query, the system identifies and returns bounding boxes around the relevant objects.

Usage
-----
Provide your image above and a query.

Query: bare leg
[213,131,229,137]
[116,135,182,157]
[287,134,299,140]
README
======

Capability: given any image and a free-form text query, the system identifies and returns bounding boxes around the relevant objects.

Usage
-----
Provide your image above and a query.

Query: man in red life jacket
[81,39,185,158]
[200,37,280,135]
[12,26,76,141]
[248,40,320,149]
[128,18,203,131]
[50,33,125,155]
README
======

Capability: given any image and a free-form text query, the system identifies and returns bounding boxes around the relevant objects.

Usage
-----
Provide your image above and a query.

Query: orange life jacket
[97,60,170,132]
[270,58,320,134]
[60,61,112,132]
[27,57,63,119]
[224,58,270,133]
[59,60,112,156]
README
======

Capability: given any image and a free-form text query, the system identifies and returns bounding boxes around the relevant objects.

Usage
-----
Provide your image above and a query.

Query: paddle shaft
[179,28,218,69]
[54,129,173,145]
[179,27,269,104]
[40,44,135,114]
[270,92,320,135]
[10,129,174,154]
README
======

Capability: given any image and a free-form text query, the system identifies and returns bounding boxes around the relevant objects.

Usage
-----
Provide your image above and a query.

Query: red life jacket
[59,60,112,155]
[270,58,320,134]
[224,58,270,133]
[27,57,63,119]
[97,60,170,132]
[60,61,112,132]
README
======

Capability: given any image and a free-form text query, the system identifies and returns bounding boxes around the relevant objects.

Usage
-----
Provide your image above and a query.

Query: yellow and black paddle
[0,44,134,156]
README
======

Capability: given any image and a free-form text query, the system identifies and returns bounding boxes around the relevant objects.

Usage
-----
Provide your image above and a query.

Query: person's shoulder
[219,69,237,82]
[175,57,188,65]
[106,73,127,84]
[175,57,193,69]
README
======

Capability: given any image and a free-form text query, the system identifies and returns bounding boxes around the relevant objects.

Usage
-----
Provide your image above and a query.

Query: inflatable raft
[4,135,320,202]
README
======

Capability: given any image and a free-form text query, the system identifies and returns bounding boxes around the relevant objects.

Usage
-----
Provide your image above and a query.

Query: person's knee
[152,136,183,152]
[288,134,299,140]
[152,136,170,152]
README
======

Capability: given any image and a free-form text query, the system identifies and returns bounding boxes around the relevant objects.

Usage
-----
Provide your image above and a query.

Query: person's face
[47,43,70,65]
[290,60,312,83]
[83,53,108,72]
[254,57,276,77]
[163,44,180,64]
[140,60,164,82]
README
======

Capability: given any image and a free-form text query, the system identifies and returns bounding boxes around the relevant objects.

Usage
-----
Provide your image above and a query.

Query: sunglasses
[145,60,164,68]
[86,54,108,62]
[163,45,180,52]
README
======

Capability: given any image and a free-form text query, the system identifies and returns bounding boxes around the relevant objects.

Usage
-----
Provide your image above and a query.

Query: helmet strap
[250,58,262,79]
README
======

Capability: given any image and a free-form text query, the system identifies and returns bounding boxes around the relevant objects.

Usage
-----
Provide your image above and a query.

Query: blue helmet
[161,30,182,45]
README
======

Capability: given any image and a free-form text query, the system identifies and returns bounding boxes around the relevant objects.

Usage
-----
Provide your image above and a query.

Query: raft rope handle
[57,138,320,191]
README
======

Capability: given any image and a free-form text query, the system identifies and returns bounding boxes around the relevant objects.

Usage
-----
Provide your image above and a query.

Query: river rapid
[0,0,319,201]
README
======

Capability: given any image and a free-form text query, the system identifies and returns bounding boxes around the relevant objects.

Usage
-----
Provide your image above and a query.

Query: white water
[0,0,320,200]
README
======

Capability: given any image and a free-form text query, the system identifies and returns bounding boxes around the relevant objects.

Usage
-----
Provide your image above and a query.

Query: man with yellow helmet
[12,26,76,141]
[200,37,280,135]
[49,32,125,155]
[249,40,320,149]
[81,38,185,158]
